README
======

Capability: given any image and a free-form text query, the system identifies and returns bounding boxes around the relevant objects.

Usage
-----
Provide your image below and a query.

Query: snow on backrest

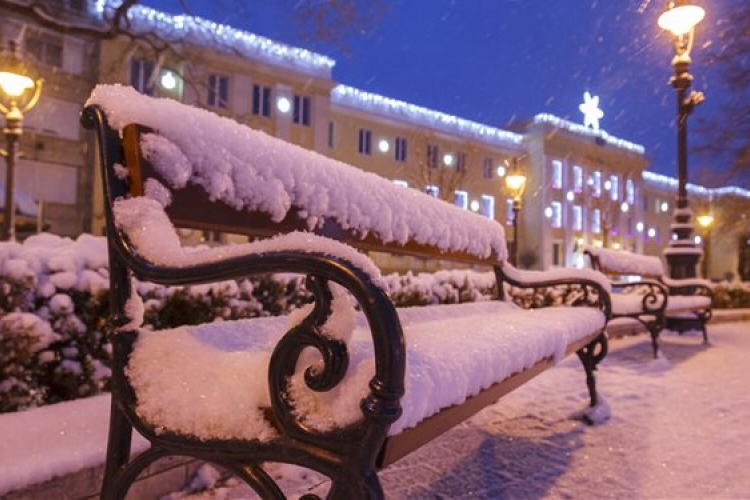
[584,245,664,277]
[86,85,508,262]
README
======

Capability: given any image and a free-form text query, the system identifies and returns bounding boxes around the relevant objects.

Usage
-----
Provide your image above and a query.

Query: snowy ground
[167,322,750,499]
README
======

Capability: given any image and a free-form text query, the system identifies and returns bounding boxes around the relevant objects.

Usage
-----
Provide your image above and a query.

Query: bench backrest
[85,85,508,270]
[584,246,665,279]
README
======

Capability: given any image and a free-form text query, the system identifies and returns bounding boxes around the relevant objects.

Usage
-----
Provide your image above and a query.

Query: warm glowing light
[470,200,480,212]
[566,191,575,202]
[696,214,714,228]
[658,4,705,36]
[636,222,644,233]
[496,166,506,177]
[613,242,621,250]
[545,207,553,218]
[604,180,612,191]
[0,71,34,97]
[276,96,291,113]
[443,153,454,166]
[621,202,629,213]
[593,239,603,248]
[378,139,390,153]
[661,201,669,212]
[694,235,702,245]
[648,228,657,238]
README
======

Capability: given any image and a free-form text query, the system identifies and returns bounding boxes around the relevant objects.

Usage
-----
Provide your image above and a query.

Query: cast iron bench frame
[585,248,713,357]
[83,104,611,500]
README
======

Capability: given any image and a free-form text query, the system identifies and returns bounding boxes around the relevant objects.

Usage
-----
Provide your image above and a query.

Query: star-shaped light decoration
[579,91,604,130]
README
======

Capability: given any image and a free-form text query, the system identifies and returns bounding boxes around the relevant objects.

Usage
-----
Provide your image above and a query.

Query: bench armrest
[498,264,612,319]
[610,278,669,315]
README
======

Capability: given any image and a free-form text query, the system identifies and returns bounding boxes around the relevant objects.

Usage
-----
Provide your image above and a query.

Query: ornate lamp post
[657,1,705,279]
[505,158,527,267]
[0,40,42,241]
[696,213,713,279]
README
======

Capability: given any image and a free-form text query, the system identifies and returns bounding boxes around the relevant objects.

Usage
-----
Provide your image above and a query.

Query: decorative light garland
[332,85,524,148]
[94,0,335,77]
[533,113,645,155]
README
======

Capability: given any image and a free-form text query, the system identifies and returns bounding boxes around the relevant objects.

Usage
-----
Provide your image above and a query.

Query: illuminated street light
[504,157,527,267]
[658,0,706,279]
[0,41,43,241]
[697,213,714,279]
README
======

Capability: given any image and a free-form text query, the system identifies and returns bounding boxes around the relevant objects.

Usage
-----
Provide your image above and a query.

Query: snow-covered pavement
[169,322,750,499]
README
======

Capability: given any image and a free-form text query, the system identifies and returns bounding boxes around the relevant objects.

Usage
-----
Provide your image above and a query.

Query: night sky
[142,0,728,185]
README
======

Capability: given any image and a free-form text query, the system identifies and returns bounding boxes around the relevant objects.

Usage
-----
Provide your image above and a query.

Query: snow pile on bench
[129,299,605,441]
[86,85,508,261]
[584,246,664,277]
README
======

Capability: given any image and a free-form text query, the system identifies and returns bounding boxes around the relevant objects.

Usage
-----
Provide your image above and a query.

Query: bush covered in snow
[713,281,750,309]
[0,234,496,412]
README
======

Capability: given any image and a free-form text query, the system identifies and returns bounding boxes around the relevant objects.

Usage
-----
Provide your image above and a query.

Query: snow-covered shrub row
[713,281,750,309]
[0,234,496,412]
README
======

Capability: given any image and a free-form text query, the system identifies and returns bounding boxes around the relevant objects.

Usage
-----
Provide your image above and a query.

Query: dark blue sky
[142,0,727,185]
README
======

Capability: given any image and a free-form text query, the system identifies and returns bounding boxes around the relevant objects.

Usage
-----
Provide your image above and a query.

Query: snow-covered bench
[584,246,713,356]
[82,85,612,500]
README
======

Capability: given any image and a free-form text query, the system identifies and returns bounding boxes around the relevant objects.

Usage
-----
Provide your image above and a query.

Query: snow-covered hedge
[713,281,750,310]
[0,234,496,412]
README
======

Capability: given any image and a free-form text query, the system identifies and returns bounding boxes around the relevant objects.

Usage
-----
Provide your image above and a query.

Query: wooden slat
[376,331,601,468]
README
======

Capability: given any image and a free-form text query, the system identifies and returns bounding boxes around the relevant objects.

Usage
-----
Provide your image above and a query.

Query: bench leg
[576,333,608,408]
[101,399,133,500]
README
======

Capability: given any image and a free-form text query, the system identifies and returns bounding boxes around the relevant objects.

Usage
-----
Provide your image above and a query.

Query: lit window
[626,179,635,204]
[483,158,493,180]
[130,58,155,96]
[551,201,562,228]
[395,137,408,162]
[207,74,229,109]
[481,195,495,220]
[551,160,563,189]
[610,174,619,201]
[358,129,372,155]
[592,171,602,197]
[393,179,408,188]
[293,95,311,126]
[572,165,583,193]
[426,185,440,197]
[572,205,583,231]
[592,209,601,234]
[427,144,439,168]
[252,84,271,117]
[454,190,468,209]
[507,198,514,224]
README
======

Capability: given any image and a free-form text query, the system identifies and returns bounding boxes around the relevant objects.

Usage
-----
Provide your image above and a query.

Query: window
[25,32,63,68]
[456,152,467,173]
[395,137,408,162]
[552,242,563,267]
[506,198,514,224]
[481,195,495,220]
[252,84,271,117]
[426,144,439,168]
[572,205,583,231]
[328,121,336,149]
[426,185,439,197]
[207,74,229,109]
[130,58,155,96]
[393,179,408,188]
[551,202,562,228]
[572,165,583,193]
[483,158,493,180]
[293,95,311,126]
[609,174,619,201]
[626,179,635,204]
[454,190,468,210]
[551,160,563,189]
[590,171,601,197]
[592,209,602,234]
[358,129,372,155]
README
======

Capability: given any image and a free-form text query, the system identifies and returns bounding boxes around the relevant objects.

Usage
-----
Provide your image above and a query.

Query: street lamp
[696,213,713,279]
[0,40,42,241]
[505,157,527,267]
[658,0,706,279]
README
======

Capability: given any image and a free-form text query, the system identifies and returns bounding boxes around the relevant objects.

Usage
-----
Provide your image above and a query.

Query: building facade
[2,0,749,277]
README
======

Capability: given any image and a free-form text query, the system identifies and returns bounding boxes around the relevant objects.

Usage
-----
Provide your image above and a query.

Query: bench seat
[129,301,606,443]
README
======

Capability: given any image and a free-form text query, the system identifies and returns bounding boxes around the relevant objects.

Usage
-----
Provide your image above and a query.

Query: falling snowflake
[579,91,604,130]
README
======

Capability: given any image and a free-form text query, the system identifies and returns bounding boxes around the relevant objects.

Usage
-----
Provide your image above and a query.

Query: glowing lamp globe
[0,71,34,97]
[658,2,705,36]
